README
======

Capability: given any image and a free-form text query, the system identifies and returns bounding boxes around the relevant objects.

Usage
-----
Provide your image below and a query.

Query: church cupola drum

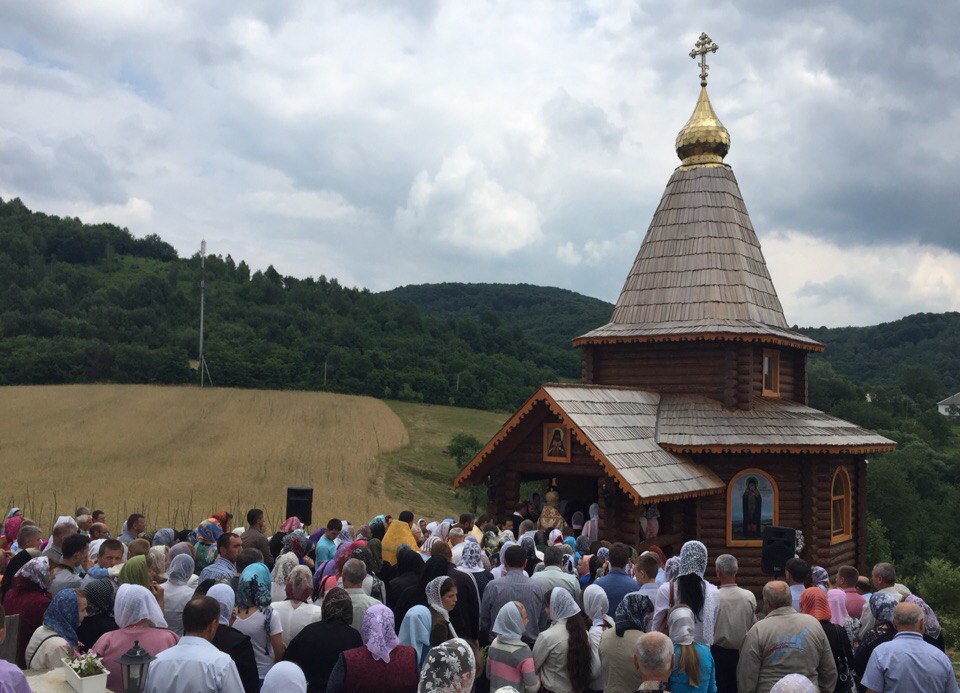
[454,34,894,591]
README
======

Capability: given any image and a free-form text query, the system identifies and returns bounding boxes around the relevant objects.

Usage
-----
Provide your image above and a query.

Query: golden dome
[675,85,730,166]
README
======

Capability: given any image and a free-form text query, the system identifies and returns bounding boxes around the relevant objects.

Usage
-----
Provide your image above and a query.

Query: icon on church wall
[727,468,778,546]
[542,424,571,463]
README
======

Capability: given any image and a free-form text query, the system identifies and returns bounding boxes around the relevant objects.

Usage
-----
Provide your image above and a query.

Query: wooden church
[454,34,895,591]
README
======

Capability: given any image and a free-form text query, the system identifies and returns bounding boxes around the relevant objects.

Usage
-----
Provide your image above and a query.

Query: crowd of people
[0,496,953,692]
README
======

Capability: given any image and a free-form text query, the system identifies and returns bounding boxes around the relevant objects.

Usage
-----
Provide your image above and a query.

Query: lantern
[118,640,154,693]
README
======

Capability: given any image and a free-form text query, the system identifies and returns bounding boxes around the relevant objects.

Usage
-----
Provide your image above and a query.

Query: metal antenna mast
[198,240,212,387]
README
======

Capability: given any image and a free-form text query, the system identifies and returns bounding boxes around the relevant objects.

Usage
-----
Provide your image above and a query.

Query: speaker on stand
[285,487,314,527]
[761,526,796,578]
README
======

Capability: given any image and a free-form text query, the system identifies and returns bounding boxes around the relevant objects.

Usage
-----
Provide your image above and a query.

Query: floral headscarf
[238,563,274,653]
[146,546,168,580]
[482,531,499,555]
[321,587,353,626]
[417,638,476,693]
[282,530,311,560]
[280,517,303,533]
[615,592,654,636]
[351,546,378,577]
[664,556,681,582]
[869,592,898,625]
[548,529,564,546]
[272,553,299,590]
[575,535,592,555]
[16,556,51,590]
[195,520,222,546]
[904,595,942,639]
[285,565,314,603]
[811,566,829,588]
[457,541,485,573]
[43,588,81,644]
[152,528,175,547]
[361,604,399,663]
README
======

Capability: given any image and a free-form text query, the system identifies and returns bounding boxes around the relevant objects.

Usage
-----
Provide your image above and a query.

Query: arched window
[831,467,852,543]
[726,468,779,547]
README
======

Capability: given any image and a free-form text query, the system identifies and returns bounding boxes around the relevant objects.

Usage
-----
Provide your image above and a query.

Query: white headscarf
[271,553,299,589]
[583,584,611,628]
[668,606,696,646]
[418,638,475,693]
[262,661,307,693]
[88,539,105,562]
[548,586,581,622]
[425,576,456,635]
[678,541,708,578]
[581,503,600,542]
[770,674,818,693]
[208,583,236,626]
[492,601,526,646]
[167,554,195,586]
[114,584,168,629]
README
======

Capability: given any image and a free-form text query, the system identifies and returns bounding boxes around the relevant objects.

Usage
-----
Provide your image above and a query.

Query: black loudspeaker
[761,526,796,575]
[286,487,314,527]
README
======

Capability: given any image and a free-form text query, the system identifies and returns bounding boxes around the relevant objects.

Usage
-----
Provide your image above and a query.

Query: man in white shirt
[449,527,467,565]
[143,596,245,693]
[712,554,757,693]
[633,553,662,602]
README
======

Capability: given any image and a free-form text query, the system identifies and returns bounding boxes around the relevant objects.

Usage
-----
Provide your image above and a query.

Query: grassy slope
[380,400,506,519]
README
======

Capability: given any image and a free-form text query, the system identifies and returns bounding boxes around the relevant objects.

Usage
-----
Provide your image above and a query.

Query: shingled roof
[454,384,893,502]
[657,393,896,454]
[574,156,821,351]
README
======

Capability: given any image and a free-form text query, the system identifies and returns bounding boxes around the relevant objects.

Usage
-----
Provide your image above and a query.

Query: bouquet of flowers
[64,648,108,677]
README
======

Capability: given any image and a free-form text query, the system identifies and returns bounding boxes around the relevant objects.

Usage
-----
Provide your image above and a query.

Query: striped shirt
[486,638,539,693]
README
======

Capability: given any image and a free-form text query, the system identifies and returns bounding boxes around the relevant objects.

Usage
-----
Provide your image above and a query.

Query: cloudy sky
[1,1,958,328]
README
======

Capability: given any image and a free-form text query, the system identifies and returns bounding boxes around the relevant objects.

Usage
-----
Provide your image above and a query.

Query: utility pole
[198,240,212,387]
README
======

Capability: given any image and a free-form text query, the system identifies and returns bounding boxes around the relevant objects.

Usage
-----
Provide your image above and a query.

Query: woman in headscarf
[91,583,177,692]
[152,527,175,548]
[398,606,433,672]
[262,661,307,693]
[581,503,599,543]
[2,512,21,553]
[827,587,861,648]
[547,529,564,547]
[285,587,362,692]
[167,542,200,589]
[368,538,396,583]
[272,565,323,645]
[207,583,260,693]
[798,587,854,693]
[23,587,84,670]
[77,578,118,648]
[664,556,681,583]
[283,529,315,571]
[456,541,493,600]
[520,536,541,577]
[146,545,169,583]
[771,674,818,693]
[491,541,517,580]
[211,511,233,534]
[667,605,716,693]
[119,554,153,589]
[583,584,613,691]
[852,592,898,685]
[194,519,223,575]
[486,601,539,692]
[3,556,52,667]
[161,553,196,636]
[601,592,655,693]
[326,605,418,692]
[652,541,718,644]
[533,587,597,693]
[811,566,830,592]
[389,544,424,617]
[904,594,944,650]
[425,576,458,646]
[233,563,284,682]
[270,553,299,603]
[417,638,476,693]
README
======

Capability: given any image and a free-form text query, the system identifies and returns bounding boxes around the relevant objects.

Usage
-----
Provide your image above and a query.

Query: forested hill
[0,197,577,410]
[382,283,613,352]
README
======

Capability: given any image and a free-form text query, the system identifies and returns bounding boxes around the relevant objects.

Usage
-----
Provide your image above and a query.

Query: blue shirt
[789,583,804,611]
[198,556,236,584]
[594,569,638,617]
[861,631,959,693]
[669,642,717,693]
[315,535,337,564]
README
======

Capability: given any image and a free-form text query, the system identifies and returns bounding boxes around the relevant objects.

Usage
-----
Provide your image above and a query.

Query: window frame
[762,349,781,397]
[830,467,853,545]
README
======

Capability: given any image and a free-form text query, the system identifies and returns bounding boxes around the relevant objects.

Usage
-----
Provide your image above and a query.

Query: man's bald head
[892,601,924,633]
[633,631,673,681]
[763,580,792,612]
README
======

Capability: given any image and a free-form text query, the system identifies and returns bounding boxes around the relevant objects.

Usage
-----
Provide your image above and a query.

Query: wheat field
[0,384,411,533]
